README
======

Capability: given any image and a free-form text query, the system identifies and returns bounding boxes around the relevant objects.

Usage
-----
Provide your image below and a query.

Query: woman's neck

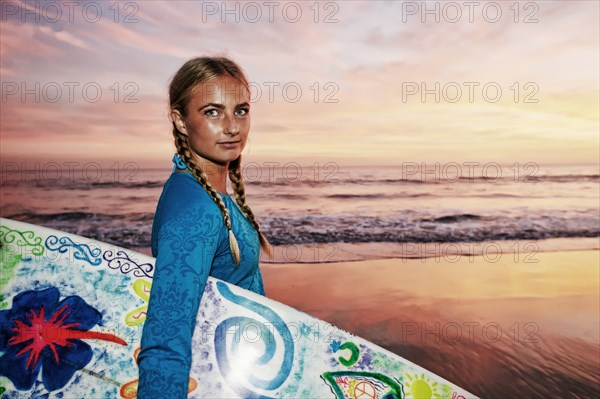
[190,152,229,194]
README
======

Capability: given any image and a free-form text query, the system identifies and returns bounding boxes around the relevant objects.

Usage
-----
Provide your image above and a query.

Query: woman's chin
[190,150,241,167]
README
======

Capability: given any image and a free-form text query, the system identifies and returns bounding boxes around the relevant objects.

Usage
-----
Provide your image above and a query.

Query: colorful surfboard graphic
[0,218,478,398]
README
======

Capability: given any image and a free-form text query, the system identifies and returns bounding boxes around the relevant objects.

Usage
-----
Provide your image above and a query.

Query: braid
[172,127,241,266]
[228,156,273,258]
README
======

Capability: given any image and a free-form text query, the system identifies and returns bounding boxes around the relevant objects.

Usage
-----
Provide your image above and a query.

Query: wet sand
[262,249,600,398]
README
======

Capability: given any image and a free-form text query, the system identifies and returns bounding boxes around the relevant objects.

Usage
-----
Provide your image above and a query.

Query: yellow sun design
[404,373,441,399]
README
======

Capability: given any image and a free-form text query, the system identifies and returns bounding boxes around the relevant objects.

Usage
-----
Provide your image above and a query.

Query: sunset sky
[1,0,598,168]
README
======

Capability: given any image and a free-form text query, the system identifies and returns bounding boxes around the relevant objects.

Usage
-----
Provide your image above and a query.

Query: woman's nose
[224,113,240,135]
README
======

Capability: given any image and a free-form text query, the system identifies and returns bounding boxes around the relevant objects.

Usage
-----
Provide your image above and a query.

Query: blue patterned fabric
[137,154,264,398]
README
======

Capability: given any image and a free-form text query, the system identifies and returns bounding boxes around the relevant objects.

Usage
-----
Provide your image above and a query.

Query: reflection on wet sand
[263,250,600,398]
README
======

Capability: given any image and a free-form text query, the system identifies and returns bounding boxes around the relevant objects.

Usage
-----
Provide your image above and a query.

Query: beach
[262,245,600,399]
[1,163,598,397]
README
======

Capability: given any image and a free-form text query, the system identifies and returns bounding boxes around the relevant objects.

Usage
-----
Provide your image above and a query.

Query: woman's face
[172,74,250,166]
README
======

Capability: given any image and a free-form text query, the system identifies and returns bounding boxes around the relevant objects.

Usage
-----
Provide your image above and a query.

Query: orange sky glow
[1,1,598,169]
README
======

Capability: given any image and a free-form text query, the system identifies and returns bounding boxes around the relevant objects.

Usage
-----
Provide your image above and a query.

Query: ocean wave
[423,214,483,223]
[0,180,165,190]
[3,172,596,190]
[325,193,433,199]
[4,211,598,249]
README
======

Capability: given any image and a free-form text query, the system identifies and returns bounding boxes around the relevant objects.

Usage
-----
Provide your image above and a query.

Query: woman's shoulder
[163,171,214,200]
[157,172,224,224]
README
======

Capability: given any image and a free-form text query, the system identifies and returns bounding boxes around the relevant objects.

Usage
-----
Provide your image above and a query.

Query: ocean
[2,162,598,260]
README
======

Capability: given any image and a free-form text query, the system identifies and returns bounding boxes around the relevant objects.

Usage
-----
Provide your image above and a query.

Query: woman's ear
[171,110,187,136]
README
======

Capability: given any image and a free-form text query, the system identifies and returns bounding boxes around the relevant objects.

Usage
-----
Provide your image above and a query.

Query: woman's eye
[205,109,219,117]
[236,108,249,116]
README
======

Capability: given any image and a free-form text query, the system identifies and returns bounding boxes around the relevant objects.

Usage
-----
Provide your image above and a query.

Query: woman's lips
[218,141,241,147]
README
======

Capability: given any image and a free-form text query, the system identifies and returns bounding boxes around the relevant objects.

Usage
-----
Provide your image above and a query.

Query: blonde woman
[137,56,272,397]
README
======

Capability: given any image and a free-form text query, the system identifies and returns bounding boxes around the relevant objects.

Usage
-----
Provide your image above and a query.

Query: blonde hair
[169,56,272,266]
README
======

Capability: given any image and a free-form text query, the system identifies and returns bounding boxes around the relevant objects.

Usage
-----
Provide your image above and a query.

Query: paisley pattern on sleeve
[137,202,222,398]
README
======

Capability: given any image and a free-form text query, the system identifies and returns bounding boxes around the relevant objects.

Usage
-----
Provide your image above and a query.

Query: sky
[1,0,598,168]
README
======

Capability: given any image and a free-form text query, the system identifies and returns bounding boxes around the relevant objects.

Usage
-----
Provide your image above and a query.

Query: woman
[137,56,272,398]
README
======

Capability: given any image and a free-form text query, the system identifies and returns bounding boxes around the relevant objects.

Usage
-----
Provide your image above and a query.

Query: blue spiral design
[44,235,102,266]
[215,281,294,398]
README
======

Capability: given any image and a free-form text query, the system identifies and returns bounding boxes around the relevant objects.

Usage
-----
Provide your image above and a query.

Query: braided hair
[169,56,272,266]
[227,155,272,257]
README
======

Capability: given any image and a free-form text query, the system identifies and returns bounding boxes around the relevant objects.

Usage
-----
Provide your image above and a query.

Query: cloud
[1,0,598,164]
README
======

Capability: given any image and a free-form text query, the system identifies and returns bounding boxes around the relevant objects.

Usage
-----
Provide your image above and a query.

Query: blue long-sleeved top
[137,154,265,398]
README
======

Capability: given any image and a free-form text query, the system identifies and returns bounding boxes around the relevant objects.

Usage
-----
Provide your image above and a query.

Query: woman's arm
[137,201,221,398]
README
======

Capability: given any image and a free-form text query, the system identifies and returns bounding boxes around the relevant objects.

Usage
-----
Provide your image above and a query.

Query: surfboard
[0,217,478,398]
